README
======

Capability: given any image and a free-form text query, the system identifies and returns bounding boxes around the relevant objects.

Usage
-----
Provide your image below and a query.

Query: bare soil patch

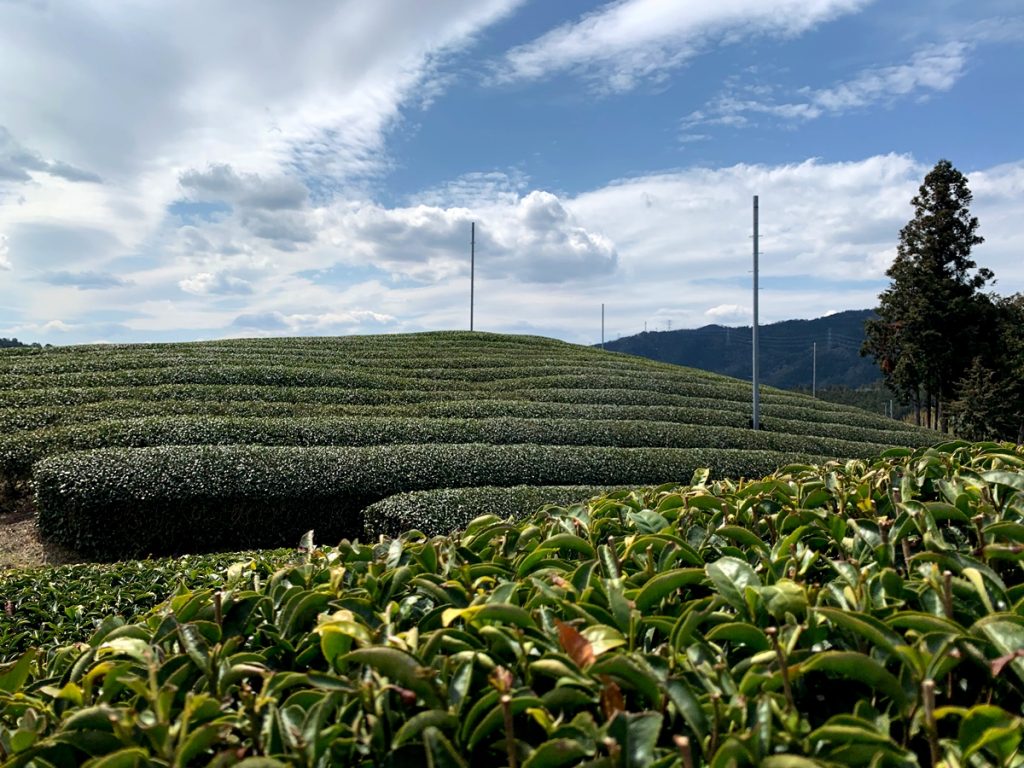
[0,495,82,571]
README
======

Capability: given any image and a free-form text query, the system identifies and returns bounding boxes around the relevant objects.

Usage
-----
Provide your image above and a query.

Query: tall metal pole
[601,304,605,350]
[812,341,817,398]
[752,195,760,430]
[470,222,475,331]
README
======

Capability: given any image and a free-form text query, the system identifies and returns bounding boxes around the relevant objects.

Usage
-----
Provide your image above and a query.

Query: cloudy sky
[1,0,1022,345]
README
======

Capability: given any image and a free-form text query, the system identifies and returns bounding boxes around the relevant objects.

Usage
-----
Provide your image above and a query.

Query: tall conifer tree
[863,159,991,429]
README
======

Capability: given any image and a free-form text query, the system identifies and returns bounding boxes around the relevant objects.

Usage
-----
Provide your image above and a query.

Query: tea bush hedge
[362,484,612,537]
[33,444,819,558]
[0,415,892,480]
[3,442,1024,766]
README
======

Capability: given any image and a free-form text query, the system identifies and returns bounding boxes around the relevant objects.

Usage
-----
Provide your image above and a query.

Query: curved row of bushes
[362,485,612,537]
[33,444,821,559]
[0,415,892,481]
[0,395,928,440]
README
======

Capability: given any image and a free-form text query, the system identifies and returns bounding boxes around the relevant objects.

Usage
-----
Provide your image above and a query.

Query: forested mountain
[603,309,880,390]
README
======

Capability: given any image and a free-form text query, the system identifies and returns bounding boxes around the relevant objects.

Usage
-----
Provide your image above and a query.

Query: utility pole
[601,303,605,350]
[812,341,817,398]
[752,195,760,430]
[470,222,475,331]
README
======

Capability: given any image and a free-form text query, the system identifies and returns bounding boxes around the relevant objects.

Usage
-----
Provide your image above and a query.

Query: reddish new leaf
[556,619,595,669]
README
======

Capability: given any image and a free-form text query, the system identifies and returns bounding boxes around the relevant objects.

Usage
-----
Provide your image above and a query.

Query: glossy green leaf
[633,568,705,612]
[706,556,761,612]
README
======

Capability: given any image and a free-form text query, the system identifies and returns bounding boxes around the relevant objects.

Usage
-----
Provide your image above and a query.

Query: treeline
[862,160,1023,442]
[0,338,40,349]
[791,383,912,421]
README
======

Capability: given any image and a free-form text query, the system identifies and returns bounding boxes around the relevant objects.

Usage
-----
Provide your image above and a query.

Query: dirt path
[0,508,81,570]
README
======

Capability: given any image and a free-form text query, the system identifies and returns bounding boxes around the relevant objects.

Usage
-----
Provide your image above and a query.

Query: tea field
[2,441,1023,766]
[0,332,938,560]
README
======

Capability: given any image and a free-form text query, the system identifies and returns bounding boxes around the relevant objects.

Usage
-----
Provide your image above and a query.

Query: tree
[951,294,1024,443]
[863,159,993,430]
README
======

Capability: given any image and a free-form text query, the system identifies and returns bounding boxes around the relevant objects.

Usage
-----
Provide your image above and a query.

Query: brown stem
[500,694,517,768]
[902,538,913,573]
[942,571,953,620]
[766,627,795,712]
[709,693,721,757]
[214,591,223,627]
[674,735,694,768]
[922,679,939,767]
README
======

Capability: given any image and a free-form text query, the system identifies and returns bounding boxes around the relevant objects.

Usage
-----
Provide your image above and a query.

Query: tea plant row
[34,444,817,558]
[2,442,1023,766]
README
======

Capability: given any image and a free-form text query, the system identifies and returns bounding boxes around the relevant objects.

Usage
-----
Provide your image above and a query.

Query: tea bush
[0,415,892,480]
[34,444,818,558]
[0,550,293,660]
[362,484,612,537]
[3,441,1023,766]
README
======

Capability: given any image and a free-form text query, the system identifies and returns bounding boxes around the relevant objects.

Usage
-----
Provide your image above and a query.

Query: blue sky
[1,0,1022,345]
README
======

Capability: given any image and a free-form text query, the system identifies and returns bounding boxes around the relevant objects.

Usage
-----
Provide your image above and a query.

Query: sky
[1,0,1022,346]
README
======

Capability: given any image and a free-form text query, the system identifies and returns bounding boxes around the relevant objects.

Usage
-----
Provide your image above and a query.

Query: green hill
[0,331,937,558]
[604,309,880,390]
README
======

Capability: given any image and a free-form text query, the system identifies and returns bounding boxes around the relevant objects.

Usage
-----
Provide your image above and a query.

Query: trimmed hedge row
[0,364,480,392]
[0,383,447,409]
[4,366,861,413]
[0,400,932,455]
[362,484,612,537]
[0,414,893,480]
[34,443,823,558]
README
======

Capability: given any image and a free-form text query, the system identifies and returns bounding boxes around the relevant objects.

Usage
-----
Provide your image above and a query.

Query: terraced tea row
[0,416,900,482]
[0,332,937,558]
[34,444,818,557]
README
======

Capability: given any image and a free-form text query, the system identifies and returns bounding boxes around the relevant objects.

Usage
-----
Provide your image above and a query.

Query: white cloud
[325,189,618,283]
[38,270,129,289]
[410,170,529,208]
[684,41,970,130]
[178,165,309,211]
[0,1,526,321]
[563,154,1024,337]
[0,125,102,184]
[179,271,254,296]
[5,153,1024,346]
[494,0,873,92]
[812,42,968,110]
[0,234,9,270]
[705,304,751,323]
[230,309,396,335]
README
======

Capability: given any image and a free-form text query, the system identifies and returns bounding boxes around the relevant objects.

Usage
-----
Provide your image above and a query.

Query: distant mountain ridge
[602,309,881,390]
